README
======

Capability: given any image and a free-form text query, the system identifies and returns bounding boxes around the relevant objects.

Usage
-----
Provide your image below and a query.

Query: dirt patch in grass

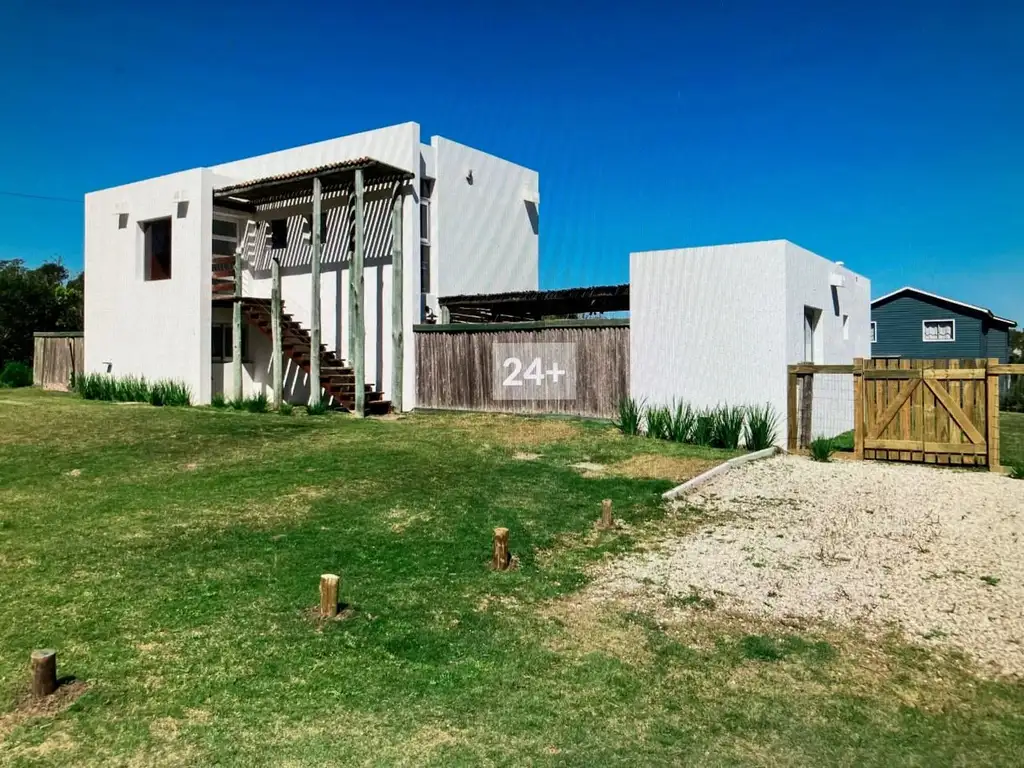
[541,596,655,665]
[512,451,542,461]
[606,454,718,481]
[0,680,89,743]
[418,412,582,449]
[386,507,433,533]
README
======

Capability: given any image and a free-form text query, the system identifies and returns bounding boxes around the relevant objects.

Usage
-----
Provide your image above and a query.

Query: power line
[0,190,81,204]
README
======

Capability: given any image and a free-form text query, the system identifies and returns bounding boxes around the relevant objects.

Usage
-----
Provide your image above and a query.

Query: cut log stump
[600,499,614,529]
[320,574,340,618]
[492,527,510,571]
[31,649,57,698]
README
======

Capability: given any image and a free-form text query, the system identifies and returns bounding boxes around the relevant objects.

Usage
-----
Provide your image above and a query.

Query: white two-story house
[84,122,539,411]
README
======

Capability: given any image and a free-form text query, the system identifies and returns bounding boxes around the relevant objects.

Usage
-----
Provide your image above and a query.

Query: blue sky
[1,0,1021,321]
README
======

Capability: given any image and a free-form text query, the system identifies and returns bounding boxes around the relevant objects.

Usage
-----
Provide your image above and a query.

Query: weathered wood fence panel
[415,321,629,418]
[32,332,83,390]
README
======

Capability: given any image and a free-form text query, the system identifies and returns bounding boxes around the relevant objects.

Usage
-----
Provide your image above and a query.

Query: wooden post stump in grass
[31,649,57,698]
[492,527,510,571]
[319,574,340,618]
[600,499,614,529]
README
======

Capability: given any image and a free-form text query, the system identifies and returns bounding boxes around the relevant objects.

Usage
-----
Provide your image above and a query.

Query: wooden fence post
[492,528,510,571]
[799,373,814,449]
[31,649,57,698]
[853,358,865,459]
[987,358,1001,471]
[319,574,339,618]
[600,499,613,529]
[787,367,798,452]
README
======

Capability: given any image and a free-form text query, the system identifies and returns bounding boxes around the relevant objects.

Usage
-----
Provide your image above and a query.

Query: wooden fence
[414,319,629,418]
[789,358,1024,470]
[32,332,83,390]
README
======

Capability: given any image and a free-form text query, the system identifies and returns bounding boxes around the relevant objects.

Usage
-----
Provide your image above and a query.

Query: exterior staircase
[212,257,390,414]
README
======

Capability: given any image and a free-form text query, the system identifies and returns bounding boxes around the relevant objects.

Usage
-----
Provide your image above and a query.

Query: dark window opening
[212,324,248,363]
[420,243,431,294]
[270,219,288,249]
[143,217,172,281]
[420,178,434,199]
[420,202,429,240]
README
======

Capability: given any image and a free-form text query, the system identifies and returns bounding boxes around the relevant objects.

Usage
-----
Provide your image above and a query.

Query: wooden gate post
[987,358,1001,471]
[787,367,798,451]
[853,358,865,459]
[799,372,814,449]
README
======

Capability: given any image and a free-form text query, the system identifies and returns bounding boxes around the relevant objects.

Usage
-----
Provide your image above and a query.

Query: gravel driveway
[592,455,1024,677]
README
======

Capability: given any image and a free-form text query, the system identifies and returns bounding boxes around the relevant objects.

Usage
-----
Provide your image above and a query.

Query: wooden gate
[855,358,999,466]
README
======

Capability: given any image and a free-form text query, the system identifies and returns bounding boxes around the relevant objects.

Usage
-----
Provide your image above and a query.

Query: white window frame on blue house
[922,318,956,343]
[870,321,877,343]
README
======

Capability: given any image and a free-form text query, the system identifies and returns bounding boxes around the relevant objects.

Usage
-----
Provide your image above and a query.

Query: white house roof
[872,286,1016,328]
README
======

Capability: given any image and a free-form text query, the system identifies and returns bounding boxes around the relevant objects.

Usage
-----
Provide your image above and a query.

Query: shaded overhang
[213,157,414,212]
[438,284,630,323]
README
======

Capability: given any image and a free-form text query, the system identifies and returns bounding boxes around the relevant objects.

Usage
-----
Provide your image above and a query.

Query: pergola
[437,283,630,323]
[212,158,414,413]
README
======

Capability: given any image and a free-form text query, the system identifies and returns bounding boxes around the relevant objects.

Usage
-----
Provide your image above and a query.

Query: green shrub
[1009,462,1024,480]
[278,402,294,416]
[1001,377,1024,413]
[0,361,32,388]
[692,409,716,447]
[809,436,836,462]
[150,380,191,407]
[668,401,696,443]
[743,403,779,451]
[306,400,329,416]
[645,405,672,440]
[114,376,150,403]
[244,393,269,413]
[613,397,644,436]
[211,393,227,408]
[711,405,745,449]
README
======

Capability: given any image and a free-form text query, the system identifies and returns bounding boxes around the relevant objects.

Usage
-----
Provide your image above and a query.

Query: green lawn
[1,390,1022,765]
[1002,411,1024,468]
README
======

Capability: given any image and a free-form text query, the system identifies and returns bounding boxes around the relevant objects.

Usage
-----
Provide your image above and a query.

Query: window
[420,244,431,294]
[842,314,849,341]
[923,319,955,343]
[212,217,238,257]
[142,217,172,280]
[303,212,327,244]
[270,219,288,249]
[211,324,248,363]
[803,306,823,363]
[870,321,877,343]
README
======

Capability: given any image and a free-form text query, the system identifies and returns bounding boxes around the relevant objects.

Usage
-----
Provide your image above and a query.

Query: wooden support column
[390,186,404,412]
[271,256,283,409]
[309,176,322,408]
[987,358,1001,470]
[853,358,865,459]
[351,169,366,416]
[232,245,243,402]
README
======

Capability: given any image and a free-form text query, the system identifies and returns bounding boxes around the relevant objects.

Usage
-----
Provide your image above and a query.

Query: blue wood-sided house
[871,287,1016,362]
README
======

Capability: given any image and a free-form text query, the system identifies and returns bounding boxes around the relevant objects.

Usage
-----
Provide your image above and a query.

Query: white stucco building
[84,122,539,410]
[630,240,871,444]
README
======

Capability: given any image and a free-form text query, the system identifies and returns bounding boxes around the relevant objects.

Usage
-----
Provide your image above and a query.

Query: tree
[0,259,83,367]
[1010,329,1023,364]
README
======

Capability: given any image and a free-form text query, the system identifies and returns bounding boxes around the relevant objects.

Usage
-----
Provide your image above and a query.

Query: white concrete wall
[431,137,539,299]
[84,168,216,403]
[630,242,789,434]
[213,123,421,409]
[783,241,871,438]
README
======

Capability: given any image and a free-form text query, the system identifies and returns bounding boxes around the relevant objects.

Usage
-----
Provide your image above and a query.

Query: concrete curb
[661,446,780,501]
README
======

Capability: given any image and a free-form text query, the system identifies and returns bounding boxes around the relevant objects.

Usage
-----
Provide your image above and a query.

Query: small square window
[870,321,877,343]
[270,219,288,249]
[142,217,172,281]
[923,319,955,342]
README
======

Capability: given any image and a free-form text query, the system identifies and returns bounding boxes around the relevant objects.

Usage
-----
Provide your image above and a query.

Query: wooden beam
[271,257,283,410]
[987,358,1001,470]
[352,168,366,416]
[232,245,243,402]
[309,176,322,408]
[924,379,986,445]
[390,186,403,413]
[798,373,813,449]
[853,358,864,459]
[989,363,1024,375]
[788,364,856,375]
[864,439,988,455]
